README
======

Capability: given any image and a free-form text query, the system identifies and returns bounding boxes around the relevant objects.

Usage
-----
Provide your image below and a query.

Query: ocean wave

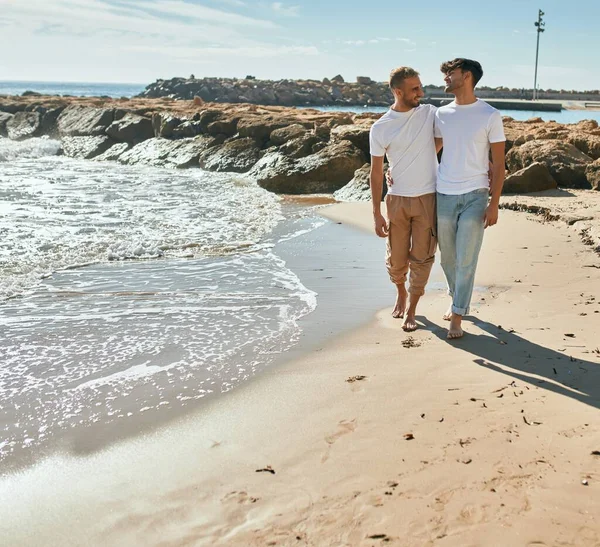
[0,156,283,299]
[0,136,61,162]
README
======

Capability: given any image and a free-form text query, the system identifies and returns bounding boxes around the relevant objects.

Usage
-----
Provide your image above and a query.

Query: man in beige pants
[370,66,440,331]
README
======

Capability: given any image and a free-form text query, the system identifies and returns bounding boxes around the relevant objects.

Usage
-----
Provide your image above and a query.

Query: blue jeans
[437,188,488,316]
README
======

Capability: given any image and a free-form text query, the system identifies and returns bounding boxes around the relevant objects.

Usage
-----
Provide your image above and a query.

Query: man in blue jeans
[434,58,506,339]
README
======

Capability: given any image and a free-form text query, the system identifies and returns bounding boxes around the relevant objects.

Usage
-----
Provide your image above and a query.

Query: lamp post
[533,9,545,101]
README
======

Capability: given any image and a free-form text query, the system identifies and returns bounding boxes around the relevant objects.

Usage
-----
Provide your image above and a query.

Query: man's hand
[385,170,394,187]
[484,203,499,228]
[373,211,389,237]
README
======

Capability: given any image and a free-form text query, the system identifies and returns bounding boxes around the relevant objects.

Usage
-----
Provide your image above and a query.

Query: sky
[0,0,598,91]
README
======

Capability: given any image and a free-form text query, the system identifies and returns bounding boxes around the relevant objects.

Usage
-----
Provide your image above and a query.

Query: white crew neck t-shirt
[369,103,438,197]
[434,99,505,195]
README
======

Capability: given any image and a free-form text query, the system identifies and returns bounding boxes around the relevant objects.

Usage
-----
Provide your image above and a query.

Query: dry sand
[1,202,600,546]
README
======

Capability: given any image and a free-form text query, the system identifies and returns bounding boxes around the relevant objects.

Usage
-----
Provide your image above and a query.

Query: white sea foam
[0,149,323,465]
[0,136,62,162]
[0,148,283,299]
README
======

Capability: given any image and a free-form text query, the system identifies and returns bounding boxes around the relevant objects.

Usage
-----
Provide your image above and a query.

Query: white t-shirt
[434,99,505,195]
[369,104,438,197]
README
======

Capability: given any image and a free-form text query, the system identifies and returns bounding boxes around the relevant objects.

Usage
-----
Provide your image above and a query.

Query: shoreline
[0,201,398,474]
[1,204,599,545]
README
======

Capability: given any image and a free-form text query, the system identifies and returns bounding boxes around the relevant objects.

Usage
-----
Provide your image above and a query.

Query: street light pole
[533,9,545,101]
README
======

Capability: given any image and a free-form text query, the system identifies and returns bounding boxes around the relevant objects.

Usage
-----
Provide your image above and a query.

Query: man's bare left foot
[402,314,418,332]
[392,285,408,319]
[447,313,464,339]
[443,304,453,321]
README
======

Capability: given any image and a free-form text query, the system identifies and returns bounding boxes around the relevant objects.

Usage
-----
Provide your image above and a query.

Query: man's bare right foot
[402,314,418,332]
[443,304,453,321]
[392,285,408,319]
[447,313,464,339]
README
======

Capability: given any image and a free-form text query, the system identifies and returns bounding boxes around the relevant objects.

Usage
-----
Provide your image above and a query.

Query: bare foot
[443,304,453,321]
[402,314,418,332]
[447,313,464,339]
[392,285,407,319]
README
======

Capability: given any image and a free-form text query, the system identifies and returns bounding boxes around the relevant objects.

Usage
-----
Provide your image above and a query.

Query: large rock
[199,138,260,172]
[279,134,323,159]
[6,111,41,140]
[503,162,557,193]
[40,106,65,138]
[197,109,223,132]
[331,124,371,157]
[269,124,308,146]
[206,117,238,138]
[334,163,388,202]
[585,159,600,191]
[566,133,600,160]
[0,112,13,137]
[61,136,115,159]
[118,136,218,168]
[237,117,288,143]
[573,119,599,132]
[171,120,203,139]
[356,76,373,85]
[152,113,182,138]
[506,140,592,189]
[250,140,366,194]
[57,105,116,136]
[106,113,154,144]
[93,142,131,162]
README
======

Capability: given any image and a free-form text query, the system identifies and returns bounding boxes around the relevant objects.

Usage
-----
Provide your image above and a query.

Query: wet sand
[1,204,600,546]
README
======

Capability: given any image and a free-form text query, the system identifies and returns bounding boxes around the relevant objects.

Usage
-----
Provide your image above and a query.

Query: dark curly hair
[440,58,483,87]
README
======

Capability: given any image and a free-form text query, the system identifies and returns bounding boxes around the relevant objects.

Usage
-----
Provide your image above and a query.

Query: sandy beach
[1,200,600,546]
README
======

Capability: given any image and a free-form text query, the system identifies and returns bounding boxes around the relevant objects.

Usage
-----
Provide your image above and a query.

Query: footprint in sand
[221,491,259,505]
[322,419,357,463]
[432,490,455,512]
[457,503,489,525]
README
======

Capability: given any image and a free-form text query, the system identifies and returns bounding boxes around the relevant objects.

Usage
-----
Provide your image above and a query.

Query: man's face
[444,68,467,93]
[395,76,424,108]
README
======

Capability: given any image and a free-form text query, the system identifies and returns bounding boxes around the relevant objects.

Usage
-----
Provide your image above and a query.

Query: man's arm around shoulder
[370,155,388,237]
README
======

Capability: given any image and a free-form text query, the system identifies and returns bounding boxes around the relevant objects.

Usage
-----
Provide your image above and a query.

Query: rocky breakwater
[0,95,373,193]
[137,75,394,107]
[336,115,600,201]
[1,96,599,198]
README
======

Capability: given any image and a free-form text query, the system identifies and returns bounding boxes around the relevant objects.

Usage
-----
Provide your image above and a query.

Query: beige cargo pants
[385,193,437,296]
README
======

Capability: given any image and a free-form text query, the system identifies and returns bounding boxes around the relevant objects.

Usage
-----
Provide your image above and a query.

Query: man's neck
[391,101,414,113]
[452,88,477,105]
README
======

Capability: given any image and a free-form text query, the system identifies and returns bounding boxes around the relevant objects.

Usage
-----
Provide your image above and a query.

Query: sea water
[0,137,324,467]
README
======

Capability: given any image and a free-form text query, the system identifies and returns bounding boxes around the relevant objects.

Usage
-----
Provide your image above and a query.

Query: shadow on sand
[419,315,600,411]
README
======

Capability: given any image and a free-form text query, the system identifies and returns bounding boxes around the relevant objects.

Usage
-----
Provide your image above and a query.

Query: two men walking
[370,58,506,338]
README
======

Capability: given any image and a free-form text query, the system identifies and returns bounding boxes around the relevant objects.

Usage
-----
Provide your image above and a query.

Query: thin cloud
[341,37,415,48]
[271,2,299,16]
[127,44,318,59]
[0,0,277,31]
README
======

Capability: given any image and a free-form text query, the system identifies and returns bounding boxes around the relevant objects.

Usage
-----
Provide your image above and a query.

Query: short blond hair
[389,66,419,90]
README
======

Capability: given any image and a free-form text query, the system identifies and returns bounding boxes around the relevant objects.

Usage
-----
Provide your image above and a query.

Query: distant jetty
[137,76,600,112]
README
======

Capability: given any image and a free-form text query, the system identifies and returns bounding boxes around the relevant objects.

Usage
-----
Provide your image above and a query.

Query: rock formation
[1,95,599,197]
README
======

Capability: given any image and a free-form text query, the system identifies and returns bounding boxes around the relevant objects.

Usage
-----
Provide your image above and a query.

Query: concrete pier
[423,97,562,112]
